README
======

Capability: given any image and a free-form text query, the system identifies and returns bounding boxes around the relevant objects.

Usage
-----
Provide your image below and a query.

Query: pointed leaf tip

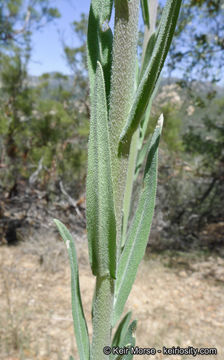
[157,113,164,128]
[54,219,90,360]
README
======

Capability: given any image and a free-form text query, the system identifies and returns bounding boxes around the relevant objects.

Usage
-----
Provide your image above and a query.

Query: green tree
[165,0,224,83]
[0,0,60,187]
[183,96,224,227]
[63,13,90,118]
[0,0,60,47]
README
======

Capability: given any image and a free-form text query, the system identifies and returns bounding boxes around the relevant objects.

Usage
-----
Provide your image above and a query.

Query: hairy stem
[109,0,140,258]
[91,276,114,360]
[91,2,140,356]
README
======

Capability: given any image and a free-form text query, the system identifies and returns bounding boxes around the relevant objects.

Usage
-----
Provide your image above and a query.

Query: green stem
[121,128,139,248]
[109,0,140,258]
[91,276,114,360]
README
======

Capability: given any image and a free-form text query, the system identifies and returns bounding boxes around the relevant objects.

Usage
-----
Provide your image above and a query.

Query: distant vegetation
[0,1,223,251]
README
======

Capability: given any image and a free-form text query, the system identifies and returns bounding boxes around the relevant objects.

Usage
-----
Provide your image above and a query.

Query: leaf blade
[119,0,182,154]
[86,61,116,279]
[121,128,139,248]
[112,312,132,349]
[54,219,90,360]
[140,0,150,28]
[87,0,113,105]
[113,115,163,326]
[114,320,137,360]
[139,32,156,84]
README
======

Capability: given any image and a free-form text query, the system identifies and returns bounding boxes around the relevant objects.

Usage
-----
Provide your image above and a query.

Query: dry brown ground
[0,231,224,360]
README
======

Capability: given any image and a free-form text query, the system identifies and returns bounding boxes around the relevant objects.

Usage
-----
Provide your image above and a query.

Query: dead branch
[59,181,82,218]
[29,157,43,185]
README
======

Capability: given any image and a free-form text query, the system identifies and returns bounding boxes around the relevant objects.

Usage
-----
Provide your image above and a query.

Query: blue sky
[28,0,90,76]
[28,1,223,85]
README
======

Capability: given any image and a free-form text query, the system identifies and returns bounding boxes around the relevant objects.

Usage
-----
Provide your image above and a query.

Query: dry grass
[0,230,224,360]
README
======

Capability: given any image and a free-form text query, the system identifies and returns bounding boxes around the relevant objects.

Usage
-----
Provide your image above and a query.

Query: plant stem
[91,2,140,356]
[91,275,114,360]
[121,128,139,247]
[109,0,140,257]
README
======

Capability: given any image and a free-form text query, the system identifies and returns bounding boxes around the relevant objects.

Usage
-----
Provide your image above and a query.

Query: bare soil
[0,231,224,360]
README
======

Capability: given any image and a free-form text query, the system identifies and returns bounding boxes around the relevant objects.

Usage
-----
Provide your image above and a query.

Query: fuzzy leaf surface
[134,78,160,180]
[121,128,139,248]
[87,0,113,105]
[112,312,132,349]
[139,32,156,83]
[54,220,90,360]
[86,61,116,279]
[113,320,137,360]
[134,135,150,181]
[113,115,163,326]
[119,0,182,154]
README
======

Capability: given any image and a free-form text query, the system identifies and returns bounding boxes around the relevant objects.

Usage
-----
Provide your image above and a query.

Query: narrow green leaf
[139,32,156,83]
[140,0,150,28]
[134,78,161,181]
[134,75,161,180]
[114,321,137,360]
[121,59,140,249]
[134,135,151,181]
[53,220,90,360]
[121,128,139,248]
[119,0,182,154]
[113,115,163,326]
[86,61,116,279]
[138,97,152,147]
[93,0,113,25]
[87,0,113,105]
[112,312,132,348]
[138,75,160,149]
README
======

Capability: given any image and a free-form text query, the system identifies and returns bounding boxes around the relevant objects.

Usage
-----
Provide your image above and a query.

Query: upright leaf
[121,129,139,248]
[87,0,113,105]
[113,320,137,360]
[119,0,182,154]
[139,32,156,83]
[86,61,116,279]
[54,220,90,360]
[121,60,140,248]
[134,78,161,180]
[113,115,163,326]
[140,0,150,28]
[112,312,132,348]
[134,134,151,181]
